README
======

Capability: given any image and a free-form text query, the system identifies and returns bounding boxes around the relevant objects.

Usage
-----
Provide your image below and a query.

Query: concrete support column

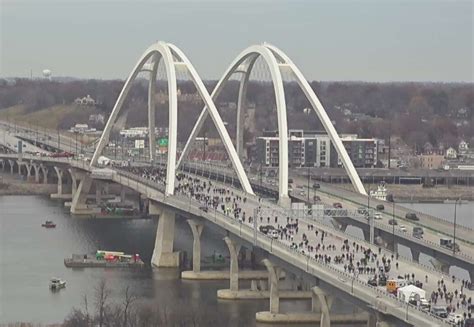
[8,160,14,174]
[53,166,63,195]
[25,164,33,181]
[187,219,203,273]
[33,164,41,183]
[151,202,179,267]
[363,229,370,242]
[68,168,77,197]
[411,248,420,262]
[262,259,281,314]
[312,286,333,327]
[430,258,450,274]
[0,160,5,171]
[120,186,126,202]
[16,160,22,175]
[70,174,93,214]
[95,181,102,204]
[224,236,242,292]
[40,165,49,184]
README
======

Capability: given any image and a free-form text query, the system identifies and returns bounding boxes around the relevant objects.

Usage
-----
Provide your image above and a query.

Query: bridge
[1,41,472,326]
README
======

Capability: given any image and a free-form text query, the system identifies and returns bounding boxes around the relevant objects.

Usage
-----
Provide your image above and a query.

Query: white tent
[397,284,426,303]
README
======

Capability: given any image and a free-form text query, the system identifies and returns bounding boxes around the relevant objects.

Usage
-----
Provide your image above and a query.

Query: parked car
[259,225,274,234]
[430,306,448,318]
[440,238,460,252]
[376,204,385,211]
[447,313,464,324]
[268,229,280,239]
[405,212,419,221]
[388,219,398,226]
[333,202,343,209]
[412,226,424,238]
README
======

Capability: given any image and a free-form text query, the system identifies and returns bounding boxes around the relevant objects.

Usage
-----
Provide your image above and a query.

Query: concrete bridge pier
[25,163,34,181]
[187,219,203,273]
[367,311,393,327]
[70,173,95,215]
[312,286,333,327]
[40,164,49,184]
[411,248,420,262]
[16,160,22,176]
[8,160,14,174]
[33,164,41,183]
[429,258,450,274]
[0,160,5,171]
[150,202,180,268]
[68,168,77,197]
[50,167,64,198]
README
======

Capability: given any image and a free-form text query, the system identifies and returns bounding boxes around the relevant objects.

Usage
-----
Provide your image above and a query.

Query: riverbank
[334,183,474,202]
[0,173,56,195]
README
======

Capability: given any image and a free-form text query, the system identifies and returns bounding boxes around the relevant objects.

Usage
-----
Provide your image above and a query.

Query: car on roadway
[447,313,464,324]
[374,212,382,220]
[259,225,274,234]
[268,229,280,239]
[199,206,208,213]
[405,212,419,221]
[430,306,448,318]
[399,225,407,232]
[376,204,385,211]
[412,226,424,238]
[388,219,398,226]
[313,183,320,189]
[333,202,343,209]
[299,190,305,196]
[313,195,321,202]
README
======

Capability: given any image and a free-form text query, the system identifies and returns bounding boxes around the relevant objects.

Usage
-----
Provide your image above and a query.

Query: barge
[64,250,145,268]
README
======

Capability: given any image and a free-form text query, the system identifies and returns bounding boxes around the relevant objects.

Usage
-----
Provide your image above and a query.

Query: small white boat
[50,277,66,290]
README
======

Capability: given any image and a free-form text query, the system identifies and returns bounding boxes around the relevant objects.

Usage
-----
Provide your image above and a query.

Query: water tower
[42,69,52,81]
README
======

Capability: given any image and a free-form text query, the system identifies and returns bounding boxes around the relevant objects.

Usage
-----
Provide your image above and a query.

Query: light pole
[392,201,396,254]
[307,164,310,204]
[453,198,459,256]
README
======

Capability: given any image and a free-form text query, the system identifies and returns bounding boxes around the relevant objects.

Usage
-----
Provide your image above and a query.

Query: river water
[0,195,361,325]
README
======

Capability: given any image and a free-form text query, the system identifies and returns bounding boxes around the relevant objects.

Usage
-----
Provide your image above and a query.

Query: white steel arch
[177,45,291,205]
[178,43,367,199]
[91,42,254,196]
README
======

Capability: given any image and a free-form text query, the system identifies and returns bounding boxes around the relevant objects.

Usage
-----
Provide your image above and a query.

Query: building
[255,130,378,168]
[445,147,457,159]
[458,140,469,155]
[74,95,97,106]
[418,154,444,169]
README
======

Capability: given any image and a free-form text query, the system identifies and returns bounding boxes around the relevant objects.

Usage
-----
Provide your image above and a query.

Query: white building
[74,95,97,106]
[445,147,457,159]
[120,127,149,139]
[458,140,469,155]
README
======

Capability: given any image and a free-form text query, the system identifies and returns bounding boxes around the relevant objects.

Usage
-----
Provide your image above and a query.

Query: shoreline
[0,173,56,196]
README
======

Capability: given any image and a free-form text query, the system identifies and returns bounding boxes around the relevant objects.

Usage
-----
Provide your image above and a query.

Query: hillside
[0,104,98,130]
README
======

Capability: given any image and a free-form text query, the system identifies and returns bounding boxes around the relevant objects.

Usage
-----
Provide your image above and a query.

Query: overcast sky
[0,0,472,82]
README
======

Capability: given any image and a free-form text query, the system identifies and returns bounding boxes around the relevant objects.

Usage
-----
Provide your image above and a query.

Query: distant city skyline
[0,0,472,82]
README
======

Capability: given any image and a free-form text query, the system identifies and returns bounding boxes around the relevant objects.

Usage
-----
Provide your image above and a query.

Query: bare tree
[94,279,110,327]
[122,285,137,327]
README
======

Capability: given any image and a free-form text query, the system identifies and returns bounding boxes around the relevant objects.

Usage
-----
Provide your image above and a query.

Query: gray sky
[0,0,473,82]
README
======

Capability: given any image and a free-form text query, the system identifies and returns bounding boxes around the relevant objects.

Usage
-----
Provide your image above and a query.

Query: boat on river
[50,278,66,290]
[64,250,145,268]
[41,220,56,228]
